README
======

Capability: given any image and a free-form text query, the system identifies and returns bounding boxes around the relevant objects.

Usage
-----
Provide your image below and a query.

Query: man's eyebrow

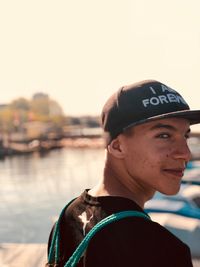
[150,123,191,134]
[150,123,177,131]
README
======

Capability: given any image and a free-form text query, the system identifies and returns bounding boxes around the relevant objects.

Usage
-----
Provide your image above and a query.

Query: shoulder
[85,217,192,267]
[90,216,186,246]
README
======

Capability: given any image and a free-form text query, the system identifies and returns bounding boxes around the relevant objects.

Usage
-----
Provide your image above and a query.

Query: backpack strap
[48,198,77,265]
[65,210,151,267]
[48,201,151,267]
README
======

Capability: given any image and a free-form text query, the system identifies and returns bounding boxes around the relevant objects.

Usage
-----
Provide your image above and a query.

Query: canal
[0,147,105,243]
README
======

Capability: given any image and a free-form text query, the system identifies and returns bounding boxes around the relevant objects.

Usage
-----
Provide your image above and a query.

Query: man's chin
[160,185,181,196]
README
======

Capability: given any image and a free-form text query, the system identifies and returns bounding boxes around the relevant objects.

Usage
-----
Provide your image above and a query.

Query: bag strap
[48,198,77,264]
[48,201,151,267]
[64,210,151,267]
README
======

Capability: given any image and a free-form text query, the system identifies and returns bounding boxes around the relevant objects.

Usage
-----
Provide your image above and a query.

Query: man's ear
[107,137,125,159]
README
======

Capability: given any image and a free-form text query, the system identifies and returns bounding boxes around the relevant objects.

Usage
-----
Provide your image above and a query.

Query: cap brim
[123,109,200,131]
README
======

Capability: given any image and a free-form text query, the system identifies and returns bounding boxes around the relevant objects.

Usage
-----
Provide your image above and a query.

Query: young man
[47,80,200,266]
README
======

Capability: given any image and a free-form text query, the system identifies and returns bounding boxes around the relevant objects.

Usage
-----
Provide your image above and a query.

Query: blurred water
[1,146,199,245]
[0,148,104,243]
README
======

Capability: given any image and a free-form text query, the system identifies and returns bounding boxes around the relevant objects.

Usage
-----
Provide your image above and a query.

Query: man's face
[119,117,191,196]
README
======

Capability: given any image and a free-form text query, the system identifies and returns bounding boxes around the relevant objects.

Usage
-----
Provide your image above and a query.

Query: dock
[0,243,47,267]
[0,243,200,267]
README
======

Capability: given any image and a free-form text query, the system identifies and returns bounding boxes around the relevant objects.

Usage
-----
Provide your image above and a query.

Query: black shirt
[47,190,193,267]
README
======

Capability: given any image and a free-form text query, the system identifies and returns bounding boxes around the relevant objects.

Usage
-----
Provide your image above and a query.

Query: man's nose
[173,140,192,162]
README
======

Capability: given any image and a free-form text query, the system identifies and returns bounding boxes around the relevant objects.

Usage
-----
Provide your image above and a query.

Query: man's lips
[163,168,185,177]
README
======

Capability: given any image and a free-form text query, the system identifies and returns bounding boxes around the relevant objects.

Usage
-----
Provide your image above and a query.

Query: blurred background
[0,0,200,266]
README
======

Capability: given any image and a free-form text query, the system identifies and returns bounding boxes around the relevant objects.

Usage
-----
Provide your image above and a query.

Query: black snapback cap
[101,80,200,145]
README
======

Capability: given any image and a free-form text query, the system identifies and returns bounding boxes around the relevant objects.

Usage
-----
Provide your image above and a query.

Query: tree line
[0,93,100,134]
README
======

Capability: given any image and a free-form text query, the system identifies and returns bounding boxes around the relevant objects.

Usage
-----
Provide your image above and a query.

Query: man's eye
[185,133,190,139]
[157,133,170,139]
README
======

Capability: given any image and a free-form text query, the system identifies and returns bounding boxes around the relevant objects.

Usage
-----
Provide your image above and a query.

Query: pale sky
[0,0,200,130]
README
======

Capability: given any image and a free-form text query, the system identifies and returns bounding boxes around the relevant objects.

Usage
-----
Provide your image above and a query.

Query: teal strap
[48,199,151,267]
[48,198,77,264]
[64,210,151,267]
